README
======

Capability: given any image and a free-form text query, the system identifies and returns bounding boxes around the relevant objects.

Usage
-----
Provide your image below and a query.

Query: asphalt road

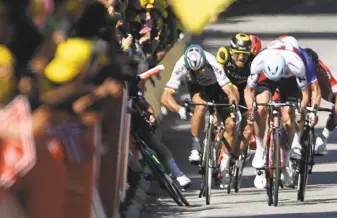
[141,1,337,217]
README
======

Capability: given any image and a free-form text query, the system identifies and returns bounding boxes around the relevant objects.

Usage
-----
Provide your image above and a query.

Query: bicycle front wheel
[205,124,214,205]
[139,145,184,206]
[272,129,281,207]
[297,128,311,202]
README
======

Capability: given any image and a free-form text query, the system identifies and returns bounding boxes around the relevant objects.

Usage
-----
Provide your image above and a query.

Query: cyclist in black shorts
[215,33,260,162]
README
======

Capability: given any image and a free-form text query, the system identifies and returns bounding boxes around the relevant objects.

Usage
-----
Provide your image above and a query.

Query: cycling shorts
[256,76,300,102]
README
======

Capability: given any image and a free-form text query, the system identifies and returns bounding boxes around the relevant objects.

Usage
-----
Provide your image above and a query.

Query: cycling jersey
[248,48,307,89]
[299,47,317,85]
[165,51,231,91]
[216,46,255,85]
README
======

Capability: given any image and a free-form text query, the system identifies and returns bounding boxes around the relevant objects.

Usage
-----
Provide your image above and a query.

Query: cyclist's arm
[296,75,310,110]
[160,59,185,112]
[310,81,321,108]
[207,52,238,104]
[245,74,260,109]
[222,83,239,106]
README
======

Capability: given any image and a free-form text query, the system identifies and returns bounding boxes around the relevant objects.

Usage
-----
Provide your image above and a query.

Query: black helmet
[230,33,252,53]
[304,47,319,64]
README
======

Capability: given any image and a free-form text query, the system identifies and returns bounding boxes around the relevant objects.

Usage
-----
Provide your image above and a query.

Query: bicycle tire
[234,147,248,193]
[171,179,190,206]
[139,144,184,206]
[308,128,315,174]
[273,129,281,207]
[227,165,233,194]
[265,133,273,206]
[297,128,311,202]
[205,124,214,205]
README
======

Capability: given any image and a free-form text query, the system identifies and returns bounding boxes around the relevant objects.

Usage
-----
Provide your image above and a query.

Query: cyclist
[132,91,192,188]
[245,36,311,187]
[160,44,239,178]
[302,48,337,156]
[215,33,260,165]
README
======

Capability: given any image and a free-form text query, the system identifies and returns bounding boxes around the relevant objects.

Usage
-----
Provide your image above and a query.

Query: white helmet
[263,52,286,81]
[184,44,206,71]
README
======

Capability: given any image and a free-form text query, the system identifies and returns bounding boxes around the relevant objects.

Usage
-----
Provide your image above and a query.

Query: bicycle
[184,99,241,205]
[253,100,299,207]
[293,106,333,202]
[130,92,190,207]
[210,107,250,194]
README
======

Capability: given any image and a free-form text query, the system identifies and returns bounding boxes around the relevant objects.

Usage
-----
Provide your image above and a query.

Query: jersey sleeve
[318,60,337,93]
[205,51,231,87]
[165,56,186,91]
[247,51,266,88]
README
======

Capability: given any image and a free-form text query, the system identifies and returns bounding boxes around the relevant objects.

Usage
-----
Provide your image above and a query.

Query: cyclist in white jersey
[161,44,239,168]
[244,36,310,187]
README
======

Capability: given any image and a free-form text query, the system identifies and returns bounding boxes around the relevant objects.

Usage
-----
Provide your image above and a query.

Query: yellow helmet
[0,45,15,66]
[44,38,93,84]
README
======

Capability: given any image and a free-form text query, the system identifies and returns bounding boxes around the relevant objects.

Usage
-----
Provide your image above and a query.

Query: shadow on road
[214,211,337,218]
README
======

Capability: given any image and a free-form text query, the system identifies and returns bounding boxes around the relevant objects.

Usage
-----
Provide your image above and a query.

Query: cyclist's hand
[178,107,187,120]
[146,114,156,126]
[308,112,318,127]
[247,108,256,124]
[295,108,306,123]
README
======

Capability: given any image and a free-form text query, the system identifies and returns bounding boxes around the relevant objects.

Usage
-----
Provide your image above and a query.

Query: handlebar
[184,99,247,110]
[253,101,299,109]
[306,106,333,113]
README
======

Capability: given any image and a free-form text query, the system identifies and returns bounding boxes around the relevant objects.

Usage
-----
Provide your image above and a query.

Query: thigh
[187,82,205,101]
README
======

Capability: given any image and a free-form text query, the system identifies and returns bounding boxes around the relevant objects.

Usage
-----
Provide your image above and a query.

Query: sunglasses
[231,49,251,55]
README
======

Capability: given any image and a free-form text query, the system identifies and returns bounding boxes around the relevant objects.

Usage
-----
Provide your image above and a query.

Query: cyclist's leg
[236,84,253,156]
[205,84,238,187]
[251,80,277,169]
[188,83,207,162]
[278,78,302,185]
[278,78,303,160]
[139,131,191,187]
[316,91,337,155]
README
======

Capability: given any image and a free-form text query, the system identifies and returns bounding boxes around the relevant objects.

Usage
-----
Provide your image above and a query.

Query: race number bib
[0,95,36,188]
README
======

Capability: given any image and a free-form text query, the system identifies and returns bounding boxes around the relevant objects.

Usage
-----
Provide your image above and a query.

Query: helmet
[184,44,206,71]
[263,52,286,81]
[250,34,262,55]
[304,47,319,64]
[230,33,252,53]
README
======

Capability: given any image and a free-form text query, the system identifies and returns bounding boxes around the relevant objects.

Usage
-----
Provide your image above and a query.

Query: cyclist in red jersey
[305,48,337,155]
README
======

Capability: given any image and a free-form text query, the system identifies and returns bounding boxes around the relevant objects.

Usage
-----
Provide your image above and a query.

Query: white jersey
[165,51,231,90]
[247,46,308,89]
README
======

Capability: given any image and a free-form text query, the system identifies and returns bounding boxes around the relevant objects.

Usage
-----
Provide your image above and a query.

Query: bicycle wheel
[233,147,248,193]
[205,124,214,205]
[297,128,310,202]
[139,144,184,206]
[171,178,190,206]
[265,133,273,206]
[272,129,281,207]
[308,128,315,174]
[227,164,233,194]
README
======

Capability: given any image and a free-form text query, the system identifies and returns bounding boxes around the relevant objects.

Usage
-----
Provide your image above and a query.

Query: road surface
[141,1,337,217]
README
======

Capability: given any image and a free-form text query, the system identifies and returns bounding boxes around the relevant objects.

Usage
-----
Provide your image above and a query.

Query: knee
[194,105,207,115]
[282,112,292,129]
[257,106,268,118]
